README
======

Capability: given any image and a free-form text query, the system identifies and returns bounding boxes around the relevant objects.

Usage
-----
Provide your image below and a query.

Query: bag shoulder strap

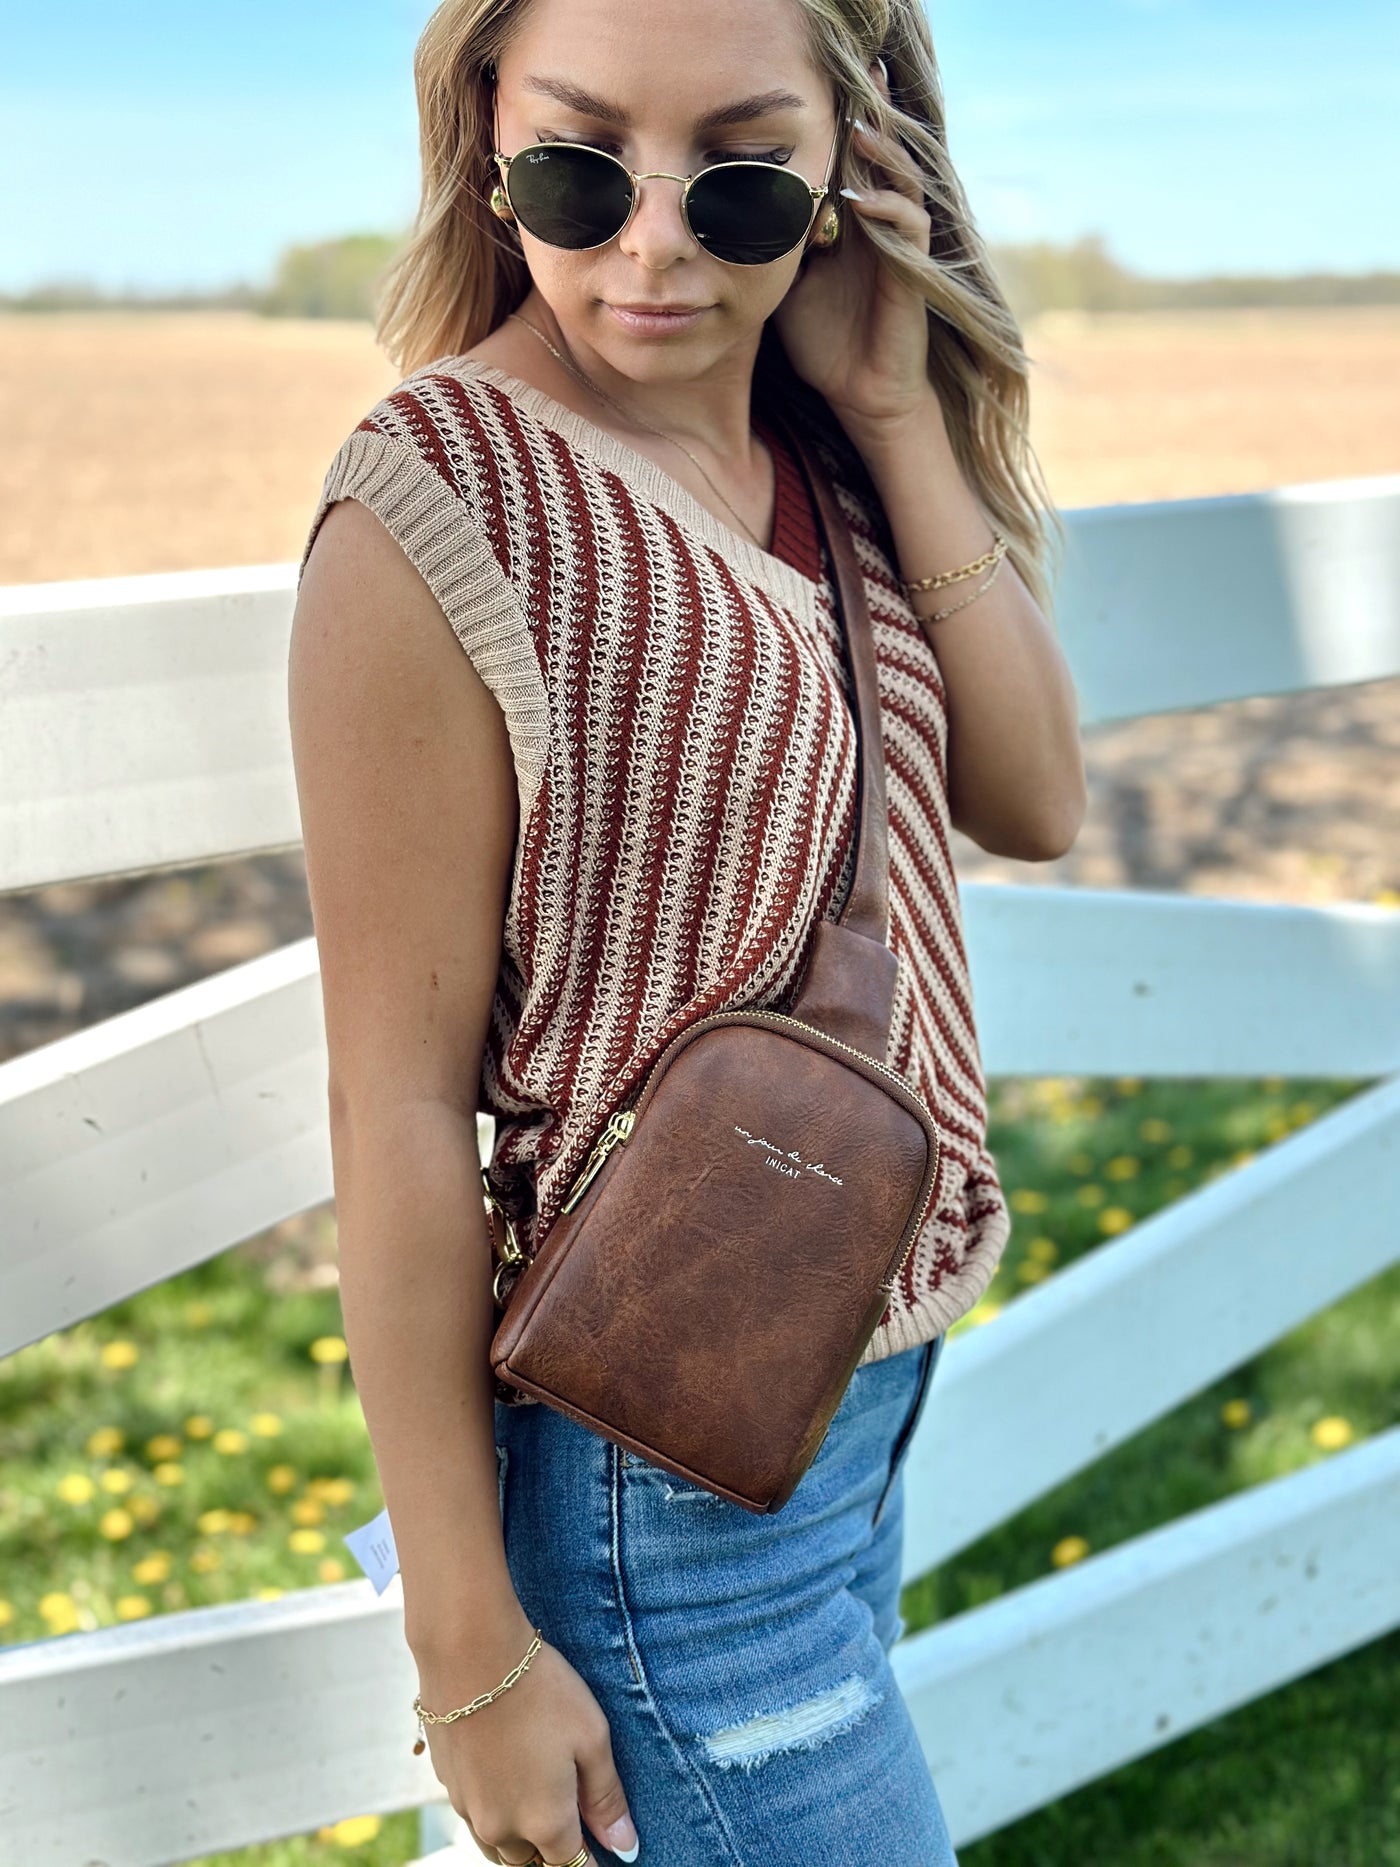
[775,410,891,952]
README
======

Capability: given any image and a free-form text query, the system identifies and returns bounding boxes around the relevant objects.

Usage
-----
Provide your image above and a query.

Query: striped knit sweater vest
[299,351,1012,1388]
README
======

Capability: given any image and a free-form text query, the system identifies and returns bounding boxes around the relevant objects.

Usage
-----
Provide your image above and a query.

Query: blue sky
[2,0,1395,294]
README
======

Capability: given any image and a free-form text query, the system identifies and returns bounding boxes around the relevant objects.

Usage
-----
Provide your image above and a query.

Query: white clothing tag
[344,1505,400,1594]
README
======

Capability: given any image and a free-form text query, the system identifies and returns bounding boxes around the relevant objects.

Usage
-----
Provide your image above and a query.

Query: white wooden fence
[2,469,1398,1863]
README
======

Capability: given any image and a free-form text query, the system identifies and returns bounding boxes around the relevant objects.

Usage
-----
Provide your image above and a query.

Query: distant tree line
[989,234,1400,320]
[3,229,1397,324]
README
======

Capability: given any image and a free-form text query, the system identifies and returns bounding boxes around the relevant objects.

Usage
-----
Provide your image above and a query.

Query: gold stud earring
[489,184,516,224]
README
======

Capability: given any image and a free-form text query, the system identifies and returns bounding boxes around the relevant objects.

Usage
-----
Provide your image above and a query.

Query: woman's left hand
[773,66,938,435]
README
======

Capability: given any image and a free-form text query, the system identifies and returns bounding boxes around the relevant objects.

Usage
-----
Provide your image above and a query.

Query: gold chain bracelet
[412,1626,544,1754]
[901,528,1008,597]
[914,548,1008,623]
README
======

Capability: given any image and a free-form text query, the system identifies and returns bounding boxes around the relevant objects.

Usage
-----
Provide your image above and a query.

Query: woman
[289,0,1085,1861]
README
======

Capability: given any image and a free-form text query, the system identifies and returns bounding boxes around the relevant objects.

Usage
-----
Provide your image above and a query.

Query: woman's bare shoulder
[289,494,518,1108]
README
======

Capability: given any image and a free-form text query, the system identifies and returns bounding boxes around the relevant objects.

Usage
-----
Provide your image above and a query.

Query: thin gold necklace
[507,311,765,548]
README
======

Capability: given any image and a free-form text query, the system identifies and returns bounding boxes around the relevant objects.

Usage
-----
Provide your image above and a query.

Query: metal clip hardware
[559,1108,636,1214]
[483,1169,526,1305]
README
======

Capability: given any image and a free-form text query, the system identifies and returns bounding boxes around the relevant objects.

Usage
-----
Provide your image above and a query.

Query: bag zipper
[556,1008,941,1293]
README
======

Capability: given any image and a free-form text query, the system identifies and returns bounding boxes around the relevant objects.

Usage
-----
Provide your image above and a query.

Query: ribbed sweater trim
[421,355,819,626]
[304,426,551,831]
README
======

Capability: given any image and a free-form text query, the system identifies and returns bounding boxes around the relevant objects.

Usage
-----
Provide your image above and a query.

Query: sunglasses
[491,114,844,267]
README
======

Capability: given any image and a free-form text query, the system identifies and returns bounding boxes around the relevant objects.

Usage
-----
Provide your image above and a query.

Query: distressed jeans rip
[663,1481,724,1504]
[700,1673,884,1772]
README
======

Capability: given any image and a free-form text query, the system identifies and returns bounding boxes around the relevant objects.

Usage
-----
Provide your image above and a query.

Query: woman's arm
[773,83,1087,867]
[290,493,523,1659]
[844,397,1088,864]
[288,497,638,1865]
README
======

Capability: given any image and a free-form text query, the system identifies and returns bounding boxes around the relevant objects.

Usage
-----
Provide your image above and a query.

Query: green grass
[927,1071,1400,1867]
[1,1073,1394,1865]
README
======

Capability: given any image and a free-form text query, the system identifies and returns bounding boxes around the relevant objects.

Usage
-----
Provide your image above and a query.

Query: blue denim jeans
[493,1332,958,1866]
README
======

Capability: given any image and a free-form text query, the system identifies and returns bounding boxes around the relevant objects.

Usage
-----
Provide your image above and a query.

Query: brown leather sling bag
[487,409,941,1513]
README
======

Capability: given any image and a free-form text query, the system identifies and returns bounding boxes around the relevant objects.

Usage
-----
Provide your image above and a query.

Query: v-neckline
[435,355,819,626]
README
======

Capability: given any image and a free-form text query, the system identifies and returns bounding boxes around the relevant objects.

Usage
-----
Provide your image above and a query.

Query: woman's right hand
[416,1606,640,1865]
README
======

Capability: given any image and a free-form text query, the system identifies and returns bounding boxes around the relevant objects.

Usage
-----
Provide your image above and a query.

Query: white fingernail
[852,118,869,134]
[839,187,863,201]
[605,1816,640,1861]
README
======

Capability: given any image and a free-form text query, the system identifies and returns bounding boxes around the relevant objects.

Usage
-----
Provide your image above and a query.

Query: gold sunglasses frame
[490,112,845,265]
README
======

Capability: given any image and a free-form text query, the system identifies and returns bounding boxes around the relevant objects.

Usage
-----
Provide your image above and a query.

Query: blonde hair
[374,0,1065,620]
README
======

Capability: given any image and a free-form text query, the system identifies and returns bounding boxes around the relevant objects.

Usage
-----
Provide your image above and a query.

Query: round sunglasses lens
[686,164,816,264]
[504,144,633,249]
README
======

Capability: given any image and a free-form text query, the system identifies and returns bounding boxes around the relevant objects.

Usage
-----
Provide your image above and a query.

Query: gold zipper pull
[560,1108,636,1213]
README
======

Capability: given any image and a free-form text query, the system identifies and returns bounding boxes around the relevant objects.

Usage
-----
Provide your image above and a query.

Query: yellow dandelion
[115,1595,152,1621]
[190,1546,222,1574]
[132,1553,173,1586]
[58,1472,96,1505]
[1078,1095,1103,1118]
[185,1415,215,1440]
[152,1462,184,1487]
[1105,1155,1140,1181]
[324,1815,382,1847]
[1139,1117,1172,1144]
[1262,1075,1286,1093]
[100,1340,139,1370]
[99,1508,135,1541]
[307,1476,355,1505]
[145,1434,181,1463]
[291,1498,325,1527]
[1009,1188,1049,1214]
[1221,1398,1252,1428]
[256,1585,286,1601]
[249,1412,283,1438]
[99,1468,132,1494]
[1052,1535,1091,1567]
[1289,1102,1317,1126]
[1114,1078,1141,1096]
[1264,1114,1291,1141]
[289,1528,326,1555]
[1076,1184,1105,1207]
[1028,1236,1059,1264]
[1231,1149,1256,1169]
[1098,1207,1136,1236]
[227,1511,259,1536]
[1066,1150,1095,1175]
[1016,1259,1049,1284]
[267,1464,298,1495]
[318,1558,347,1583]
[1166,1144,1194,1169]
[197,1508,233,1537]
[0,1599,14,1627]
[130,1495,161,1525]
[86,1426,125,1458]
[309,1335,349,1365]
[39,1592,81,1632]
[1311,1416,1354,1451]
[213,1429,248,1456]
[186,1301,213,1328]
